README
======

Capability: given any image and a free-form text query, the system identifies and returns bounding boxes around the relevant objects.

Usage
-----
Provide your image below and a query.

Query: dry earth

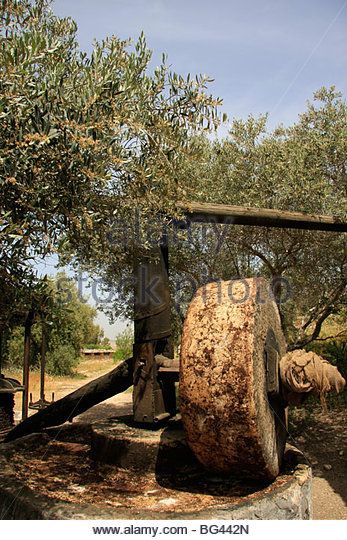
[289,407,346,519]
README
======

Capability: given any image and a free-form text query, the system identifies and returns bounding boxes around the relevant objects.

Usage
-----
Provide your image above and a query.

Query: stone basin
[0,418,311,520]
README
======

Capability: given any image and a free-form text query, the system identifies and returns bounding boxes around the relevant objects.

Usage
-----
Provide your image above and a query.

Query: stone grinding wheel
[180,278,287,481]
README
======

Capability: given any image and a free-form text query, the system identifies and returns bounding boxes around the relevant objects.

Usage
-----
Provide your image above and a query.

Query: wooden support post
[22,310,34,420]
[133,236,176,424]
[40,321,47,403]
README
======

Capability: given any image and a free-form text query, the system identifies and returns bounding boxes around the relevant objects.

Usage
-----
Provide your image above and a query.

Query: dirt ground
[76,401,347,519]
[5,358,347,520]
[289,407,347,519]
[6,356,121,420]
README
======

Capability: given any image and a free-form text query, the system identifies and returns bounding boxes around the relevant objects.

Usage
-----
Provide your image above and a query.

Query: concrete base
[0,418,312,520]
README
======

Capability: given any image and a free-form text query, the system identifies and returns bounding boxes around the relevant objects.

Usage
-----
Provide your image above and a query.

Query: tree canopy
[0,0,346,356]
[87,88,347,349]
[0,0,222,333]
[170,87,347,347]
[1,0,221,221]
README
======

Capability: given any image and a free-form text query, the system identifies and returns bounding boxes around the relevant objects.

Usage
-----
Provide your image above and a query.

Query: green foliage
[4,326,24,370]
[164,87,347,346]
[46,343,79,376]
[0,0,221,285]
[113,326,133,362]
[0,0,222,348]
[84,342,112,350]
[3,272,103,375]
[1,1,345,357]
[101,336,111,348]
[306,339,347,382]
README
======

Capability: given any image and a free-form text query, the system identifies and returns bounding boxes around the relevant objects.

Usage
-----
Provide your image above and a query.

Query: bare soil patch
[5,356,118,419]
[290,407,347,519]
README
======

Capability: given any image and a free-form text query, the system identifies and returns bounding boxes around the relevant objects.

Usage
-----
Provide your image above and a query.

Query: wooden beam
[5,357,134,442]
[178,201,347,232]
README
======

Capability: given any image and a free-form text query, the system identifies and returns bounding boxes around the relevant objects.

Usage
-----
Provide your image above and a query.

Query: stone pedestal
[90,416,192,471]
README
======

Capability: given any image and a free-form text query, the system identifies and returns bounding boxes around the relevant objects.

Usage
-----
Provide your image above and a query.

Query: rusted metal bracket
[132,240,177,425]
[264,326,289,454]
[133,343,169,423]
[264,329,281,400]
[266,349,280,397]
[0,375,24,394]
[29,394,55,411]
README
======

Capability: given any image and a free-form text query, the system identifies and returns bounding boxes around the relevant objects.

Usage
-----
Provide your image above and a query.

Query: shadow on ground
[75,395,133,423]
[74,394,346,518]
[154,421,271,499]
[289,407,346,518]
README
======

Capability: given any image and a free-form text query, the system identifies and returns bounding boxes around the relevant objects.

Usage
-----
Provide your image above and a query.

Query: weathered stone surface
[180,278,287,480]
[90,416,189,471]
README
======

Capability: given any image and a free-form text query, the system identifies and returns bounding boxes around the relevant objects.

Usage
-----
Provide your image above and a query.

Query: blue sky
[53,0,347,131]
[50,0,347,337]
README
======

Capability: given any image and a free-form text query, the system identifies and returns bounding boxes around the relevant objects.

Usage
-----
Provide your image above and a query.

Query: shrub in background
[113,327,133,362]
[46,344,79,376]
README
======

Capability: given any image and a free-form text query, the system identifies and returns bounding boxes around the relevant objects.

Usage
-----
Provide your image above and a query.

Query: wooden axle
[178,201,347,232]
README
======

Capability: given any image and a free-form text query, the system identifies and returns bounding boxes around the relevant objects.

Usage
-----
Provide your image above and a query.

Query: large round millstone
[180,277,287,480]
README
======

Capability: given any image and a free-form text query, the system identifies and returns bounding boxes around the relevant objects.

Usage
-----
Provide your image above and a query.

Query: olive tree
[174,87,347,348]
[0,0,222,332]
